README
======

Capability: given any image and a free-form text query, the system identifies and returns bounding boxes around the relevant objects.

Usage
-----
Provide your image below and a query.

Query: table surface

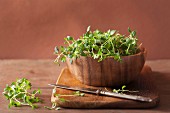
[0,59,170,113]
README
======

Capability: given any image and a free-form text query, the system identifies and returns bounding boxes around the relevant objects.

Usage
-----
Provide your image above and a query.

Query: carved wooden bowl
[66,47,146,87]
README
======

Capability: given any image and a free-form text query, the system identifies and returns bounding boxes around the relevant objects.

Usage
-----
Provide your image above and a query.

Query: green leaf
[66,36,73,41]
[92,45,99,51]
[35,97,40,102]
[87,26,91,32]
[31,105,36,109]
[59,98,66,102]
[32,90,37,94]
[67,54,73,58]
[55,94,60,97]
[110,30,116,35]
[113,89,118,93]
[122,85,126,90]
[54,46,59,54]
[37,89,41,94]
[73,91,85,96]
[81,51,86,56]
[8,103,12,108]
[14,101,21,107]
[131,31,136,37]
[128,27,131,33]
[60,56,66,62]
[3,93,10,100]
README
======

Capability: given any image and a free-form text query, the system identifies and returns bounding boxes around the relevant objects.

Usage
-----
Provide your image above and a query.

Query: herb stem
[54,26,139,65]
[3,78,42,109]
[14,98,29,106]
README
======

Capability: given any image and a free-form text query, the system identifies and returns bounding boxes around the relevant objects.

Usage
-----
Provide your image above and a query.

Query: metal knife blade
[48,84,152,102]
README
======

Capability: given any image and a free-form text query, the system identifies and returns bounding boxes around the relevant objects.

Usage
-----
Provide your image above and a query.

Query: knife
[48,84,152,102]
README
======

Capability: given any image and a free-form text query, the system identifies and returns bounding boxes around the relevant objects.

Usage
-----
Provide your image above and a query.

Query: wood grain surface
[66,48,146,87]
[51,65,159,108]
[0,60,170,113]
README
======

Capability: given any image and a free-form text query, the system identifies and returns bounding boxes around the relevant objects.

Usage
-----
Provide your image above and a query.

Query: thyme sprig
[2,78,42,109]
[54,26,139,65]
[53,88,85,102]
[112,85,139,94]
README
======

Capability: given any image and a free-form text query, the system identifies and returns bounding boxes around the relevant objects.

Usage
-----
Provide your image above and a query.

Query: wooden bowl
[66,47,146,87]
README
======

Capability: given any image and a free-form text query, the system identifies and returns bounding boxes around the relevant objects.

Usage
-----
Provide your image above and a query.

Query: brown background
[0,0,170,60]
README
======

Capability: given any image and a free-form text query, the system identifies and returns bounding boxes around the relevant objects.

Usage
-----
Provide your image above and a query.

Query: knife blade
[48,84,152,102]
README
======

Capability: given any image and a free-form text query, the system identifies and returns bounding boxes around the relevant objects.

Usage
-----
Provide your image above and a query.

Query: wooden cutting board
[51,65,159,108]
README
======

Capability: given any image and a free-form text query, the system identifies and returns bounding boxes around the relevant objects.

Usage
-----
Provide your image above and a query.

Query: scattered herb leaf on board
[44,88,85,110]
[112,85,139,94]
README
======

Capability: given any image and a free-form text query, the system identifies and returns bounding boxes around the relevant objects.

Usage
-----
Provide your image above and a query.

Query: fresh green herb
[54,26,140,65]
[112,85,138,94]
[53,90,85,102]
[2,78,42,109]
[45,88,85,110]
[73,91,85,97]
